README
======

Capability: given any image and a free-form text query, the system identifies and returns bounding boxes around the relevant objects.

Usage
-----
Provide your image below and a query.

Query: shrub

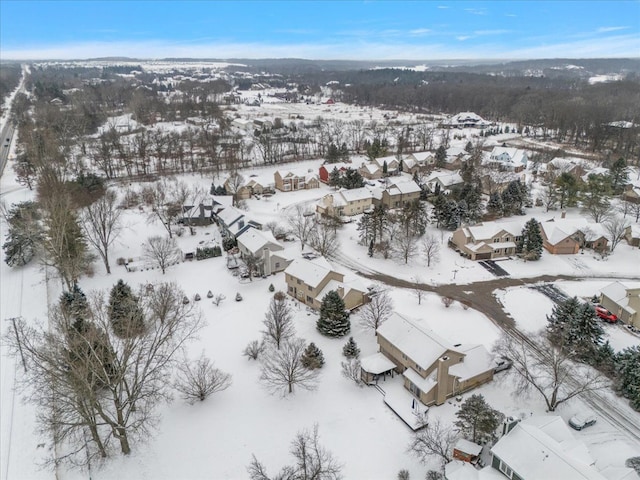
[196,246,222,260]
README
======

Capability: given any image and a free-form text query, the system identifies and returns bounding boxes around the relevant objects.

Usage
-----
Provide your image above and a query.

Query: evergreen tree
[357,212,373,245]
[366,138,387,161]
[339,143,349,162]
[519,218,543,260]
[487,192,503,217]
[594,341,616,376]
[443,200,461,231]
[501,180,527,216]
[430,194,447,228]
[608,157,629,194]
[615,346,640,410]
[325,143,340,163]
[316,290,350,337]
[60,284,90,332]
[342,168,365,189]
[435,145,447,168]
[328,167,342,189]
[454,394,504,443]
[370,204,389,243]
[382,160,388,176]
[108,279,145,337]
[2,201,42,267]
[342,337,360,359]
[555,172,579,209]
[547,297,603,362]
[301,342,325,369]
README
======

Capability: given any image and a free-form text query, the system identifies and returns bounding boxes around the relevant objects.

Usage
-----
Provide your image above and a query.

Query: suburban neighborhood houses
[1,54,639,480]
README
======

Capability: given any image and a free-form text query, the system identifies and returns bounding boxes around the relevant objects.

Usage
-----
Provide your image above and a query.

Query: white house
[487,147,528,172]
[424,169,464,194]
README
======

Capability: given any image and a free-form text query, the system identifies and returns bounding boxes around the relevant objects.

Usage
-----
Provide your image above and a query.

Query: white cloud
[597,26,629,33]
[474,29,510,36]
[409,28,431,36]
[464,8,487,16]
[456,36,472,41]
[437,5,449,9]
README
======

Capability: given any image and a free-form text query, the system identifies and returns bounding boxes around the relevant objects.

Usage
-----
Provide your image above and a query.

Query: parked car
[494,356,513,373]
[569,413,596,430]
[595,306,618,323]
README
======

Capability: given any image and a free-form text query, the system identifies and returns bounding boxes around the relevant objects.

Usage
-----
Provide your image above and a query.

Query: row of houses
[451,217,610,261]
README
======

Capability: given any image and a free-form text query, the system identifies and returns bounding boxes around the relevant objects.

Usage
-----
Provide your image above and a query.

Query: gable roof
[539,219,607,245]
[284,257,339,289]
[491,416,605,480]
[385,179,422,195]
[237,228,283,255]
[216,205,245,227]
[376,313,461,370]
[466,220,525,242]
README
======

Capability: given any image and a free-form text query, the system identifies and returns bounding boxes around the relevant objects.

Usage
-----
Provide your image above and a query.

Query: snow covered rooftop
[467,220,525,241]
[454,438,483,456]
[491,416,606,480]
[377,313,461,370]
[449,344,494,381]
[360,352,397,374]
[539,218,607,245]
[237,228,282,255]
[284,257,337,289]
[386,180,421,195]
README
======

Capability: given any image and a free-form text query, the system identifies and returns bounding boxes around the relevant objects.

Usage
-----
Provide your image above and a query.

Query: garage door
[475,252,491,260]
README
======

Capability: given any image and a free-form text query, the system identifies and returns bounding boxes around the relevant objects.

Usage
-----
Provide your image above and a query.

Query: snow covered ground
[2,128,640,478]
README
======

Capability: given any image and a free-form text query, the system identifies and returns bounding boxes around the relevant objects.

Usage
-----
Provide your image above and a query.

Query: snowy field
[2,123,640,478]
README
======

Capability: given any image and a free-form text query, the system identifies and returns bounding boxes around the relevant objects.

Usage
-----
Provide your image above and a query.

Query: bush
[269,283,275,292]
[196,246,222,260]
[116,257,127,266]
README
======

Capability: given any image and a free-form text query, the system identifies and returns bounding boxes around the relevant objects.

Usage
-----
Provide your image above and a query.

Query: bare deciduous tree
[408,418,457,468]
[243,340,265,360]
[441,297,454,308]
[421,234,441,268]
[603,215,630,252]
[494,332,608,412]
[243,252,264,281]
[248,425,342,480]
[144,179,187,238]
[341,359,363,388]
[174,353,232,404]
[411,276,426,305]
[212,293,226,306]
[225,171,245,207]
[143,235,182,274]
[358,289,394,333]
[287,205,316,251]
[262,291,295,349]
[393,229,418,264]
[81,189,122,274]
[310,222,340,257]
[260,338,319,395]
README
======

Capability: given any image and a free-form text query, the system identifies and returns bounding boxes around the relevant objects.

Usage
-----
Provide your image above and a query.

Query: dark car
[595,306,617,323]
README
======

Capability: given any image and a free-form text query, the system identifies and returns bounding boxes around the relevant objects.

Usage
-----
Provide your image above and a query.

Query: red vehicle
[595,306,618,323]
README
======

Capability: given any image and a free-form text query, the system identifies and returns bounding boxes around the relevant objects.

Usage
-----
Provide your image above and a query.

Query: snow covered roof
[237,228,282,255]
[466,220,525,241]
[361,163,381,174]
[372,155,399,168]
[491,416,606,480]
[444,111,491,127]
[360,352,397,374]
[403,367,437,394]
[539,219,607,245]
[600,281,636,315]
[426,170,464,187]
[581,167,610,182]
[449,344,494,381]
[277,168,319,182]
[321,162,352,172]
[377,313,461,370]
[284,257,338,289]
[216,205,244,227]
[445,461,505,480]
[410,151,434,162]
[454,438,483,456]
[340,187,377,203]
[386,180,421,195]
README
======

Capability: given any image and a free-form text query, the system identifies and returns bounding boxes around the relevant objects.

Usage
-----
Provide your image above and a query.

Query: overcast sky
[1,0,639,60]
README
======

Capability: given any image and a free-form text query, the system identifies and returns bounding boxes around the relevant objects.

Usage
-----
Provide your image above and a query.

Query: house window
[498,460,513,479]
[297,279,302,285]
[308,285,312,291]
[288,286,293,292]
[306,295,313,303]
[284,184,291,191]
[275,262,280,268]
[494,238,499,243]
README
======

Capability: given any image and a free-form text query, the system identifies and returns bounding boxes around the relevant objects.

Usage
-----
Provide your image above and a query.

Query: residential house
[546,157,587,181]
[380,179,422,209]
[486,147,528,172]
[424,169,464,195]
[446,146,470,169]
[442,112,491,129]
[399,156,420,176]
[316,187,379,217]
[487,416,623,480]
[539,218,608,254]
[581,167,610,183]
[284,257,368,311]
[372,155,400,175]
[236,228,292,275]
[214,205,263,239]
[451,220,525,260]
[362,313,495,406]
[231,118,253,131]
[274,168,320,192]
[180,202,214,226]
[599,281,640,328]
[622,185,640,204]
[407,151,436,169]
[359,161,383,180]
[319,162,352,183]
[223,174,272,200]
[452,439,483,464]
[480,170,522,196]
[625,224,640,247]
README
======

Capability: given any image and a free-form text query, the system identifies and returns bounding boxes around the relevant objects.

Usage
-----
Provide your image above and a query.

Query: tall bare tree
[421,234,441,268]
[358,289,394,333]
[81,189,122,274]
[494,332,608,412]
[603,215,630,252]
[248,425,342,480]
[310,222,340,257]
[262,291,295,349]
[144,179,187,238]
[260,338,319,395]
[408,418,457,468]
[224,172,245,207]
[287,205,316,251]
[143,236,182,274]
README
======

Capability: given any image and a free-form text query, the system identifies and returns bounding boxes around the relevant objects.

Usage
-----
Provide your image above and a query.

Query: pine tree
[487,192,503,217]
[60,284,90,333]
[108,279,145,337]
[615,346,640,410]
[454,394,503,444]
[547,297,603,361]
[316,290,350,337]
[325,143,340,163]
[383,160,388,175]
[301,342,325,369]
[435,145,446,168]
[328,167,342,189]
[608,157,629,194]
[342,337,360,359]
[339,143,349,161]
[519,218,543,260]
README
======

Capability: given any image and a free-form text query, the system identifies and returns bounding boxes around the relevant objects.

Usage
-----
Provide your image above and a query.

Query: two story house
[274,168,320,192]
[451,221,525,260]
[284,257,368,311]
[362,313,495,407]
[539,218,608,254]
[599,281,640,328]
[486,147,528,172]
[236,228,292,275]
